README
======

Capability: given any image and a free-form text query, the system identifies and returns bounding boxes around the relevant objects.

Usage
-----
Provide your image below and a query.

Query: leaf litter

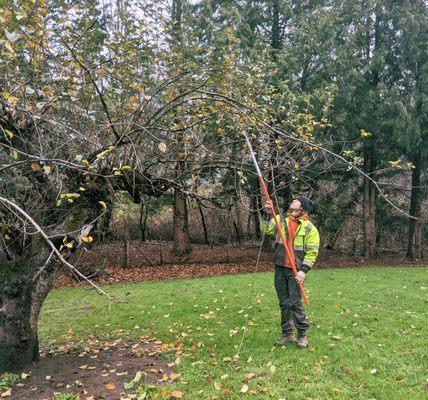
[8,337,179,400]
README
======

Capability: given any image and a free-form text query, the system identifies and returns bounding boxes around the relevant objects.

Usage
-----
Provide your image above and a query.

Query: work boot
[275,332,295,347]
[296,333,308,348]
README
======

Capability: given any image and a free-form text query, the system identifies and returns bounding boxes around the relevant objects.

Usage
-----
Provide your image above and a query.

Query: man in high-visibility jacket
[261,195,320,348]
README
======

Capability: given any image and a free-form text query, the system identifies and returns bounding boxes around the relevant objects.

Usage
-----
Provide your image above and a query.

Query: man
[261,196,320,348]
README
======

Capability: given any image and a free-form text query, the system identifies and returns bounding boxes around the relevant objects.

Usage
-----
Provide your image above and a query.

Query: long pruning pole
[244,133,310,305]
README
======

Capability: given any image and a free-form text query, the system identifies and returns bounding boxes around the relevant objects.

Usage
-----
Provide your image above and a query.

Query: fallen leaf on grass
[312,363,321,372]
[160,373,169,381]
[170,373,181,382]
[244,373,256,381]
[200,311,215,319]
[132,371,143,383]
[240,384,249,393]
[339,365,355,377]
[331,387,341,393]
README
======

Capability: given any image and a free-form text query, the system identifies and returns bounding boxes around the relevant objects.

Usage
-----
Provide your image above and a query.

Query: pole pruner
[244,133,310,305]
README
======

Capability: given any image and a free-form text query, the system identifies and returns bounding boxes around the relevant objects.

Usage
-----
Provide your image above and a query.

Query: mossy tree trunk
[0,257,60,373]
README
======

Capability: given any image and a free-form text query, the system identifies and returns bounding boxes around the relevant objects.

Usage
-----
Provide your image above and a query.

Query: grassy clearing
[39,267,427,399]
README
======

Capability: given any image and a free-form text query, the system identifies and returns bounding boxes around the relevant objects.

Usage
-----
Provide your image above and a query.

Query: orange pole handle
[258,177,310,305]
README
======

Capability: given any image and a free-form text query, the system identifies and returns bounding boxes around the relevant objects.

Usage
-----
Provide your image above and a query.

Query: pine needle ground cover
[38,267,427,399]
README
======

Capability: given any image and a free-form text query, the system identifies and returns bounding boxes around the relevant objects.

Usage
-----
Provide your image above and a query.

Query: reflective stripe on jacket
[260,215,320,272]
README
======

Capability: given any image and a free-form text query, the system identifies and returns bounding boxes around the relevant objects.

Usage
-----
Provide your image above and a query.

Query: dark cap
[295,195,313,213]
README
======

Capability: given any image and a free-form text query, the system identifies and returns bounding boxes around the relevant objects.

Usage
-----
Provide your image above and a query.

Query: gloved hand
[265,199,274,214]
[296,270,305,285]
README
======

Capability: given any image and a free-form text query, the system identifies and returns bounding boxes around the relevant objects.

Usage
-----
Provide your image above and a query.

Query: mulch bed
[9,338,176,400]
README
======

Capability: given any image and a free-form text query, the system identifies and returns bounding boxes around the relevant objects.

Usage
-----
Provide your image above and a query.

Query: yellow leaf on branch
[4,129,13,139]
[31,162,41,172]
[360,129,372,137]
[388,160,401,168]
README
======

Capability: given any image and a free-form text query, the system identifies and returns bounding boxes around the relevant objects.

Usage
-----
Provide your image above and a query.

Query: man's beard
[290,210,303,218]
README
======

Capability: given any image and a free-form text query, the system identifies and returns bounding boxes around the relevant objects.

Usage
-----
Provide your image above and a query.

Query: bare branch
[0,196,114,301]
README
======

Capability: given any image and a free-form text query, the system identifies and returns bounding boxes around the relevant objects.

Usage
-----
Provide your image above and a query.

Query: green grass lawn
[39,267,428,399]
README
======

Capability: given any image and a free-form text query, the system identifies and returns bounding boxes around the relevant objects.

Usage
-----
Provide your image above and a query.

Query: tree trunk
[197,201,210,245]
[124,238,130,268]
[363,147,376,257]
[172,188,191,256]
[369,173,377,256]
[233,221,242,246]
[140,203,149,242]
[407,153,422,259]
[234,203,243,245]
[271,0,281,58]
[0,258,59,373]
[250,195,261,240]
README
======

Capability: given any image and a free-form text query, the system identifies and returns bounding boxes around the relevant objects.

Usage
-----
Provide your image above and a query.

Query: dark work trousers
[274,265,309,334]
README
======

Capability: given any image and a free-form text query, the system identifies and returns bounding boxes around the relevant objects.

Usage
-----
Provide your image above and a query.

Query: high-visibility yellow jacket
[260,215,320,272]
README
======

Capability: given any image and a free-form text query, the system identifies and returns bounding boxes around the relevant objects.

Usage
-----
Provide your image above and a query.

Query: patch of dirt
[10,338,175,400]
[55,241,426,288]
